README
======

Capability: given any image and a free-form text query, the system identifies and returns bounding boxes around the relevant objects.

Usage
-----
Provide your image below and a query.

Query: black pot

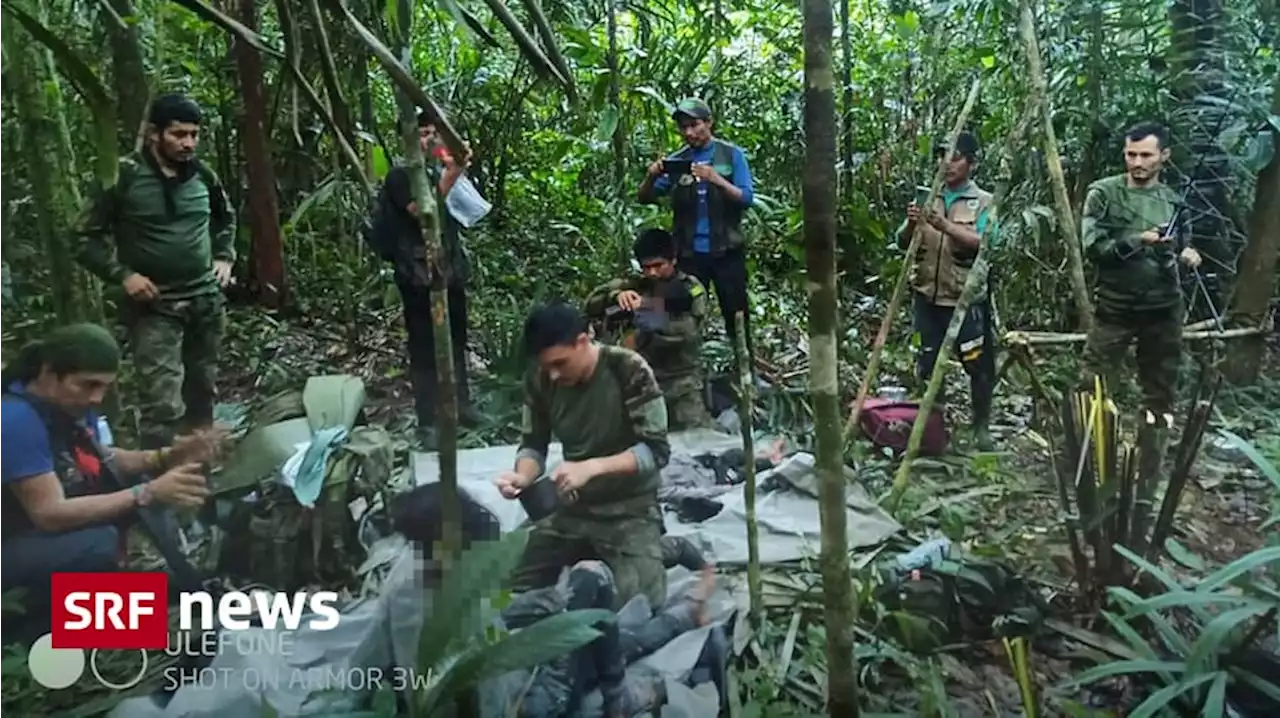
[519,477,560,522]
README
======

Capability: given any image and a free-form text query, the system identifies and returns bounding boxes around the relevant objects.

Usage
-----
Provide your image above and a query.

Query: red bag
[858,399,949,456]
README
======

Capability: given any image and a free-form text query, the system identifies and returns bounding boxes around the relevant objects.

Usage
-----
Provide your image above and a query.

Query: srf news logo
[51,573,341,650]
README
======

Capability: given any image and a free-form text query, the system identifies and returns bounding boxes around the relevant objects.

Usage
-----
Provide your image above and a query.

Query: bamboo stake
[1018,0,1094,330]
[1004,324,1269,346]
[736,312,763,630]
[841,77,983,445]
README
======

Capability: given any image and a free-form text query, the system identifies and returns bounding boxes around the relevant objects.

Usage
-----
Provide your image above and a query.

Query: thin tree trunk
[802,0,858,714]
[734,313,762,632]
[607,0,624,189]
[1222,74,1280,383]
[1019,0,1094,331]
[234,0,286,308]
[839,0,853,206]
[106,0,149,152]
[7,16,81,323]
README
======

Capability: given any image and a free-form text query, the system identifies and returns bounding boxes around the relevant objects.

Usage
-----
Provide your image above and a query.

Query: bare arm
[514,373,554,481]
[10,472,137,533]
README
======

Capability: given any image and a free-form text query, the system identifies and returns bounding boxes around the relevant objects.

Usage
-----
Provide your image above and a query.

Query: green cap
[673,98,712,121]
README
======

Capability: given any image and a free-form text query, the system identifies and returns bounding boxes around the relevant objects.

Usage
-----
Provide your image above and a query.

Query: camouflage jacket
[1080,174,1183,314]
[583,272,707,384]
[515,345,669,520]
[74,152,236,301]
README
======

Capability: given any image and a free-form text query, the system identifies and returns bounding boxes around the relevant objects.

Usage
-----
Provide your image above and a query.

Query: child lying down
[391,483,728,717]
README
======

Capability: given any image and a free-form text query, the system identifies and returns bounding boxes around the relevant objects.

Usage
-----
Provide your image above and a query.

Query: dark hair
[523,302,588,357]
[149,94,202,130]
[633,229,677,262]
[390,482,501,553]
[936,131,980,163]
[1125,121,1169,149]
[0,323,121,387]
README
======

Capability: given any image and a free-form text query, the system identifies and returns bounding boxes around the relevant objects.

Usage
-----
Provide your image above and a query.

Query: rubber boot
[970,370,996,452]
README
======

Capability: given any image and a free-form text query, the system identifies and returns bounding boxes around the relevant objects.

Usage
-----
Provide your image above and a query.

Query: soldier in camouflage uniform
[1080,122,1202,416]
[584,229,711,431]
[496,302,670,610]
[74,94,236,449]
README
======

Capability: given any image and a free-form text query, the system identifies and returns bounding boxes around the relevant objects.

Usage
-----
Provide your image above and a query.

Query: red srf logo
[51,572,169,650]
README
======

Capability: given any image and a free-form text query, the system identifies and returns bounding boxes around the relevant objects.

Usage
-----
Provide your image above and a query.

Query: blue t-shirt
[652,141,755,254]
[1,383,100,487]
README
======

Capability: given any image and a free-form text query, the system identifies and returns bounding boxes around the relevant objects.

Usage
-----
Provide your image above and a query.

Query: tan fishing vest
[911,182,995,307]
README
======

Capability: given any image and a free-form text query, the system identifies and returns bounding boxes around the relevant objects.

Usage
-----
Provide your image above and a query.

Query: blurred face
[39,369,116,415]
[152,122,199,165]
[420,123,442,156]
[640,257,676,280]
[677,116,713,148]
[536,335,595,386]
[936,148,974,186]
[1124,134,1168,185]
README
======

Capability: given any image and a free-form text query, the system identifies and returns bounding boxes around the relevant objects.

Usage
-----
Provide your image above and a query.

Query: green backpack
[874,553,1048,651]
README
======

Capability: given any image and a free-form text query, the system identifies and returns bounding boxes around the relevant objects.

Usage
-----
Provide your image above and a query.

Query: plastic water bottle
[96,416,115,447]
[893,537,951,572]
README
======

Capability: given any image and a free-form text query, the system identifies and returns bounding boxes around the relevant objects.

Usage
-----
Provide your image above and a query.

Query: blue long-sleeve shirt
[652,142,755,254]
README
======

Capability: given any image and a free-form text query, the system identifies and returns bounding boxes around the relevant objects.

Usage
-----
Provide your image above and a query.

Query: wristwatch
[131,482,154,507]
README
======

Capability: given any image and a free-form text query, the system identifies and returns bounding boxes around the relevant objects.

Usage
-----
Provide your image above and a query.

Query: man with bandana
[74,93,236,449]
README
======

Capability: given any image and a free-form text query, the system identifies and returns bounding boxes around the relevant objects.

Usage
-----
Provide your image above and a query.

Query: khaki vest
[911,182,995,307]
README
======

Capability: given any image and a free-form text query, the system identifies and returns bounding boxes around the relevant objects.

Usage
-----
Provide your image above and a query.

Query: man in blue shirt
[2,323,217,642]
[638,98,756,365]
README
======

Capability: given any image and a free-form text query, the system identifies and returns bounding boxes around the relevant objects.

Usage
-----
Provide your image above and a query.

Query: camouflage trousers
[1081,305,1183,415]
[509,509,667,611]
[121,293,225,449]
[660,373,710,431]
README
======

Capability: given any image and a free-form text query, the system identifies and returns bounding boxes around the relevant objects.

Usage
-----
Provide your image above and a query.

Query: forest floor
[8,303,1270,717]
[206,302,1279,716]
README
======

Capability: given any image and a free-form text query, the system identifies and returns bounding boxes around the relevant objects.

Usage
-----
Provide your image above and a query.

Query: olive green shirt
[516,345,670,515]
[74,153,236,300]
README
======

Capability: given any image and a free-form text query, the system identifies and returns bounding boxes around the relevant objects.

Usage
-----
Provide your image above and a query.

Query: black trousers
[685,248,753,363]
[913,292,996,428]
[397,281,471,426]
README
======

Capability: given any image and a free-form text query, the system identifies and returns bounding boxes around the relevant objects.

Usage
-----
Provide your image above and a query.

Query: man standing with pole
[638,98,756,368]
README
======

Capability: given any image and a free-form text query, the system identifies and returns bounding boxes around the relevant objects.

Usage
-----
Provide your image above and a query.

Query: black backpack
[360,182,398,262]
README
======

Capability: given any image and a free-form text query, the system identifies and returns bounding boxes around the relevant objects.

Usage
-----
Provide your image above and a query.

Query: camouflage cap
[673,97,713,121]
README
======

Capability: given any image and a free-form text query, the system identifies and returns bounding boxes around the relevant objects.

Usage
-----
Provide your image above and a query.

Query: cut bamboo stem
[736,312,763,630]
[841,77,983,446]
[1018,0,1094,330]
[1004,324,1268,346]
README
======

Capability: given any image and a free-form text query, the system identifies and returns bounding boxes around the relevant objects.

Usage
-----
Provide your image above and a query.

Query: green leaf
[980,55,995,69]
[1197,546,1280,593]
[596,105,620,143]
[1066,659,1187,688]
[1185,606,1267,673]
[1128,671,1219,718]
[421,608,614,713]
[1163,538,1205,571]
[1123,591,1268,618]
[1216,429,1280,491]
[415,529,532,676]
[1105,588,1191,655]
[1233,669,1280,703]
[1201,672,1227,718]
[1112,544,1182,592]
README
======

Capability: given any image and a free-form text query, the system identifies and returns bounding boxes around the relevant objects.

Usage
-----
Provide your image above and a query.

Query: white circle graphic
[90,648,149,690]
[26,633,86,689]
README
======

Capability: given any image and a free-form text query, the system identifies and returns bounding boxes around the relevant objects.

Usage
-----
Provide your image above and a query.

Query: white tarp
[110,429,900,717]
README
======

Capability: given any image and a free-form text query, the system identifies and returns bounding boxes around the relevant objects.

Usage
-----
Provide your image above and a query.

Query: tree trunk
[839,0,853,207]
[802,0,858,714]
[1222,74,1280,383]
[233,0,286,308]
[607,0,624,189]
[7,15,82,323]
[106,0,149,152]
[1019,0,1094,331]
[1169,0,1237,328]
